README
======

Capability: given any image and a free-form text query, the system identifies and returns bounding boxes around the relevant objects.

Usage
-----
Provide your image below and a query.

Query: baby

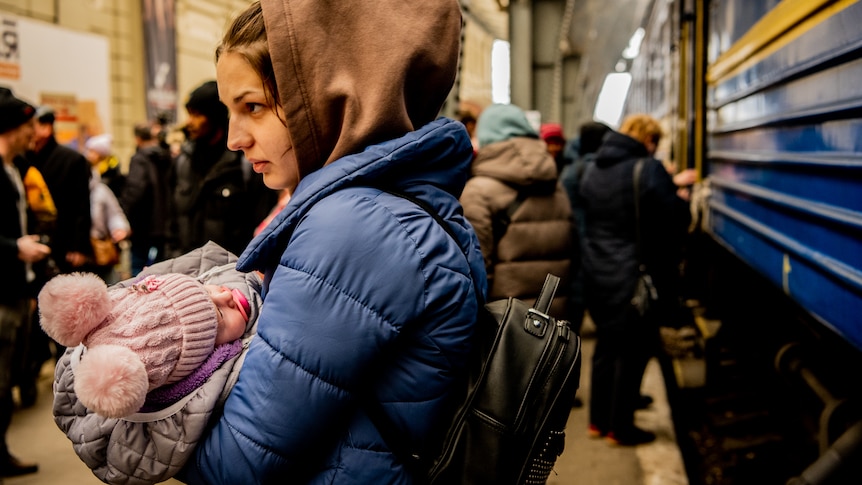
[38,271,251,418]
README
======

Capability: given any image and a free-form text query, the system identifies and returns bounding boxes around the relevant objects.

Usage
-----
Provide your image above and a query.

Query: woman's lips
[247,159,268,172]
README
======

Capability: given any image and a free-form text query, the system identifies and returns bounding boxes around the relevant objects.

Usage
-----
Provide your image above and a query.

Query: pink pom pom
[38,273,111,346]
[75,345,148,418]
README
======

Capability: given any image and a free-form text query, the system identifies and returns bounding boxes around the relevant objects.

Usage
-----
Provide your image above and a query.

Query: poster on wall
[0,16,21,80]
[0,13,110,148]
[142,0,178,124]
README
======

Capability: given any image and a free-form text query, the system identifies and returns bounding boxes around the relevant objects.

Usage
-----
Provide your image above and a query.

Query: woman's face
[217,51,299,192]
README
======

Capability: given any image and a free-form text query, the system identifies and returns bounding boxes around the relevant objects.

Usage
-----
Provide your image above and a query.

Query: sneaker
[606,427,656,446]
[587,424,606,439]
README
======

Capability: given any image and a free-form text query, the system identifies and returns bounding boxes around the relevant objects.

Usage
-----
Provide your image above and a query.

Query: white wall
[0,14,111,145]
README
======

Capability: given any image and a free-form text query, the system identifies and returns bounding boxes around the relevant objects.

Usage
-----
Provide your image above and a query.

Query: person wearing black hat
[27,106,93,273]
[166,80,274,258]
[21,103,94,408]
[0,86,47,477]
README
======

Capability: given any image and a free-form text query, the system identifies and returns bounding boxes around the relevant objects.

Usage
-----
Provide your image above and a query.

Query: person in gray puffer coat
[460,103,575,319]
[51,242,260,485]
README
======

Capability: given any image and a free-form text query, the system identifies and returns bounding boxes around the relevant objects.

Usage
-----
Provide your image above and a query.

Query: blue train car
[706,0,862,352]
[626,0,862,482]
[629,0,862,355]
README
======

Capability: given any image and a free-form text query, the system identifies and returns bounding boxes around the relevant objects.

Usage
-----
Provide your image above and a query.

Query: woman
[580,114,691,446]
[179,1,486,483]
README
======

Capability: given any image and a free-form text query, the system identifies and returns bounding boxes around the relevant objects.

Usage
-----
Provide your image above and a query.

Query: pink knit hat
[38,272,219,417]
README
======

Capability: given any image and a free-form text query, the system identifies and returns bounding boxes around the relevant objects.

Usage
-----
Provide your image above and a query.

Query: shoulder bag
[630,158,658,317]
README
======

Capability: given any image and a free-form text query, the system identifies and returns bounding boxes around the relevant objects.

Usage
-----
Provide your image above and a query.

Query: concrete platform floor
[549,319,689,485]
[5,319,687,485]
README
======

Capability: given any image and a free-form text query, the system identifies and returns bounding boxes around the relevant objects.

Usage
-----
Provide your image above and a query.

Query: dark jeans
[588,301,659,434]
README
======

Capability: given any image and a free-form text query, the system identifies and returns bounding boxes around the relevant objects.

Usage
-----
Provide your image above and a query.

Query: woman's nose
[227,117,251,151]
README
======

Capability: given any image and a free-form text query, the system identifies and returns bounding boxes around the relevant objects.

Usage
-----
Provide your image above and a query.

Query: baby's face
[204,285,250,345]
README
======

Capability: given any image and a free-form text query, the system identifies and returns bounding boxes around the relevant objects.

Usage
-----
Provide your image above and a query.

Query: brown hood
[472,137,560,188]
[261,0,463,178]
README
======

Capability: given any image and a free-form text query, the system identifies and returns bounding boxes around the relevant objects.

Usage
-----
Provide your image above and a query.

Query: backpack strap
[384,188,464,257]
[363,188,475,476]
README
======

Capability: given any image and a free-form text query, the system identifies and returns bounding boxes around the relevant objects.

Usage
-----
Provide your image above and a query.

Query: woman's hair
[215,1,279,111]
[619,113,662,147]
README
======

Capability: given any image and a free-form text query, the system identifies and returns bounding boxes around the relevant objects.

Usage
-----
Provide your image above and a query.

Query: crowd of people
[0,0,700,481]
[0,77,278,477]
[455,104,695,445]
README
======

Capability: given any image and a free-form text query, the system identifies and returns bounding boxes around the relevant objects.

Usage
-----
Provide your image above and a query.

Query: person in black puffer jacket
[580,113,691,446]
[120,123,174,276]
[167,80,267,259]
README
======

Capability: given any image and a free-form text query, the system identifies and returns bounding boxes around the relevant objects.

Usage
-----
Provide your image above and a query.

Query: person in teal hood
[178,1,487,484]
[460,103,574,321]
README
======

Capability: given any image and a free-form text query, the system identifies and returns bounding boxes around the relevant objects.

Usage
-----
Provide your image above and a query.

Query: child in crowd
[48,242,260,485]
[39,271,251,418]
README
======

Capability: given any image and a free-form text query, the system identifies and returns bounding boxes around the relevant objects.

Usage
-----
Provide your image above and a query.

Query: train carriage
[625,0,862,482]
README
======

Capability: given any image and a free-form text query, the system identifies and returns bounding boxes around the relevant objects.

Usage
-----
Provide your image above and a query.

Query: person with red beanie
[540,122,568,173]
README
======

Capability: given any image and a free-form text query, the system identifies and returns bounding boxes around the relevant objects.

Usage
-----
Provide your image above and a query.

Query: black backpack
[369,190,582,485]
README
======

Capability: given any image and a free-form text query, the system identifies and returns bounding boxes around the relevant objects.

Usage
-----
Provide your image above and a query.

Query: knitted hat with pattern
[38,272,219,417]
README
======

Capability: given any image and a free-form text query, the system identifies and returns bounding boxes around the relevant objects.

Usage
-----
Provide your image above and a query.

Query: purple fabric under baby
[140,339,243,412]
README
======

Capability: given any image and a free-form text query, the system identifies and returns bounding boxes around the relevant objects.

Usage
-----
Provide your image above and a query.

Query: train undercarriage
[666,236,862,485]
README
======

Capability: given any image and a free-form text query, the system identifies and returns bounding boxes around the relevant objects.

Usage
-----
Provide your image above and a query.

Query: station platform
[550,319,689,485]
[5,318,687,485]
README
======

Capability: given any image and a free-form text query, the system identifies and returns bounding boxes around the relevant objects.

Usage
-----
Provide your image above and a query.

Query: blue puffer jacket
[181,118,487,484]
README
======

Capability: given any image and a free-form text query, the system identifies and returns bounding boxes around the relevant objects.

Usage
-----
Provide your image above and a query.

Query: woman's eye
[246,103,263,114]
